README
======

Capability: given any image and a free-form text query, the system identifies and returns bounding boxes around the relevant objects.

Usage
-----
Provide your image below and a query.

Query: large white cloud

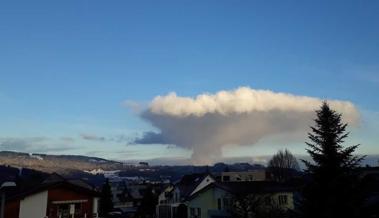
[134,87,360,165]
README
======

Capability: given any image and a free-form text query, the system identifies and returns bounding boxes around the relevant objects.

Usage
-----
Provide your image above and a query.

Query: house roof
[175,173,211,199]
[188,181,298,201]
[220,181,297,194]
[127,185,146,199]
[6,173,100,201]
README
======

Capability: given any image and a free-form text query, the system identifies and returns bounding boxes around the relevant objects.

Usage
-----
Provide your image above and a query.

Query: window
[223,198,231,210]
[223,176,230,182]
[172,206,179,217]
[196,208,201,218]
[57,204,70,218]
[190,207,201,218]
[175,192,179,202]
[278,195,288,205]
[217,198,222,210]
[265,196,272,205]
[74,203,82,216]
[190,208,195,217]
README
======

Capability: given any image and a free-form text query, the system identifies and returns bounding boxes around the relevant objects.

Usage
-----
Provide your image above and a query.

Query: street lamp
[0,181,16,218]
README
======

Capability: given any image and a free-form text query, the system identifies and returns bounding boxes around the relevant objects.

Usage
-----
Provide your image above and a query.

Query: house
[4,173,100,218]
[156,173,215,218]
[187,181,296,218]
[157,184,175,218]
[221,170,270,182]
[138,162,149,167]
[107,177,164,217]
[114,183,149,217]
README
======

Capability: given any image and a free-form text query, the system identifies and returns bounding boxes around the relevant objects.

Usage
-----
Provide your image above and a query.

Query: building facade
[156,173,215,218]
[221,170,269,182]
[187,182,295,218]
[5,175,100,218]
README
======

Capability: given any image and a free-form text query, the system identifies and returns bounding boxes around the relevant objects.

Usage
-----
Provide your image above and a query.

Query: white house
[187,181,296,218]
[157,173,215,218]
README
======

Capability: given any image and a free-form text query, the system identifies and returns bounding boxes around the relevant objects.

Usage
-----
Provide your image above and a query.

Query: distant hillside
[0,151,266,183]
[2,150,376,185]
[0,151,125,174]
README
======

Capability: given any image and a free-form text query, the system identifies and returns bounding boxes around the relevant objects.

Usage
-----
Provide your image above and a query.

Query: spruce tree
[301,102,364,218]
[136,186,158,218]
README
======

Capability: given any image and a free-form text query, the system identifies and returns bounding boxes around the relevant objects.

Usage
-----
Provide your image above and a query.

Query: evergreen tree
[99,178,113,217]
[301,102,364,218]
[136,185,158,218]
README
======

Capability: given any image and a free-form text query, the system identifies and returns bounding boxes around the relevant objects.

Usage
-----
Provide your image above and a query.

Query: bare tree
[268,149,299,182]
[230,193,287,218]
[230,193,266,218]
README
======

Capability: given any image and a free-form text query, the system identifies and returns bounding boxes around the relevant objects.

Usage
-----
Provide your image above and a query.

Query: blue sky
[0,0,378,163]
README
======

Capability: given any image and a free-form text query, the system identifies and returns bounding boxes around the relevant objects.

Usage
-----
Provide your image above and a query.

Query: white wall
[93,197,99,216]
[19,190,48,218]
[188,186,230,218]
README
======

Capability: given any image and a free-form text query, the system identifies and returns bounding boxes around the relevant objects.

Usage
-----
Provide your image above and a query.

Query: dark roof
[127,184,146,200]
[218,181,297,195]
[176,173,210,199]
[42,172,65,184]
[6,173,100,201]
[188,181,298,200]
[0,166,19,184]
[0,165,49,185]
